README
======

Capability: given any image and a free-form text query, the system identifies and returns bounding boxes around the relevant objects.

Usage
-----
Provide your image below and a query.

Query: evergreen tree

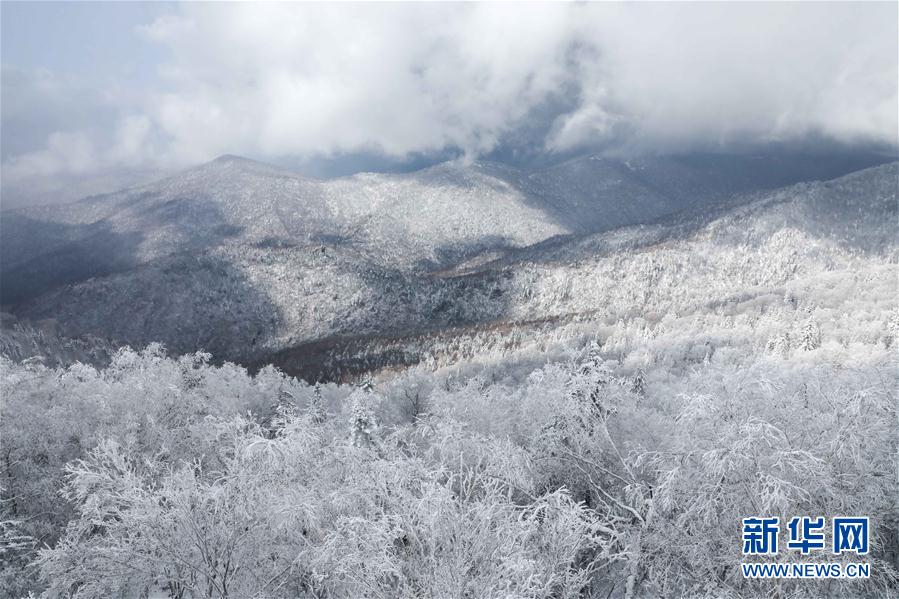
[309,383,326,424]
[349,390,377,448]
[799,320,820,351]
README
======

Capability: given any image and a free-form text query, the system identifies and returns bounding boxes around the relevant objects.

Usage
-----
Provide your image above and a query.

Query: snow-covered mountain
[3,154,894,368]
[259,160,898,378]
[2,151,888,306]
[1,155,560,306]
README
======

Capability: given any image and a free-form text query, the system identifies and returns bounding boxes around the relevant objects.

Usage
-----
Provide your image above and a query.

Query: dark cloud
[2,2,896,200]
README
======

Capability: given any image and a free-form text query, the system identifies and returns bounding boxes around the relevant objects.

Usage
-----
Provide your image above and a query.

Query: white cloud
[4,130,98,178]
[3,2,897,191]
[3,114,156,183]
[137,3,579,163]
[550,3,899,153]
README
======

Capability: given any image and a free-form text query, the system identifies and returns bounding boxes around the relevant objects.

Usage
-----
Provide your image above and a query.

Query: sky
[2,2,897,205]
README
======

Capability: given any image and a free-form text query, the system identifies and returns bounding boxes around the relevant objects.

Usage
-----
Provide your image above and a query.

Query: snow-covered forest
[2,159,897,598]
[3,2,898,597]
[2,306,896,597]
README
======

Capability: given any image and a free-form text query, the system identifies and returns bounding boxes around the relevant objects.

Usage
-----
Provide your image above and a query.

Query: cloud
[0,66,164,207]
[549,3,899,154]
[140,2,898,161]
[136,3,579,163]
[0,117,164,209]
[3,115,156,181]
[0,65,160,193]
[0,66,115,161]
[2,1,897,194]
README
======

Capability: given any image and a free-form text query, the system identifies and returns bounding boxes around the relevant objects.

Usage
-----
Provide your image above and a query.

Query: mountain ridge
[3,151,892,308]
[4,160,894,374]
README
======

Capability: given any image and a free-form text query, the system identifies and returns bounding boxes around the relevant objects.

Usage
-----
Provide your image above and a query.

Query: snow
[1,156,896,599]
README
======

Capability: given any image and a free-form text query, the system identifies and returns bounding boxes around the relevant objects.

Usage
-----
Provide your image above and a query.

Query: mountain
[1,152,894,368]
[0,155,562,306]
[260,161,898,379]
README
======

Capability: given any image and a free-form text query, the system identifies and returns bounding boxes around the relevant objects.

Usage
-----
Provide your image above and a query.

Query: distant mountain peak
[193,154,301,179]
[212,154,256,164]
[203,154,296,172]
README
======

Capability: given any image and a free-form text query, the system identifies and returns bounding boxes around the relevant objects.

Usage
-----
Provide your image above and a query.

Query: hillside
[3,151,889,308]
[0,155,561,306]
[260,161,898,378]
[2,157,896,599]
[7,160,895,371]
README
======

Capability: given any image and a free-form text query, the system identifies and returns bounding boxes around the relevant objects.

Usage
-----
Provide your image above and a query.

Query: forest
[2,164,898,598]
[2,274,896,597]
[3,1,898,597]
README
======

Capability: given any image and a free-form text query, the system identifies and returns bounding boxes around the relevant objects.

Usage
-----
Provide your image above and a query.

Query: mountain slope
[4,151,890,309]
[1,156,563,306]
[10,161,895,371]
[266,160,897,379]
